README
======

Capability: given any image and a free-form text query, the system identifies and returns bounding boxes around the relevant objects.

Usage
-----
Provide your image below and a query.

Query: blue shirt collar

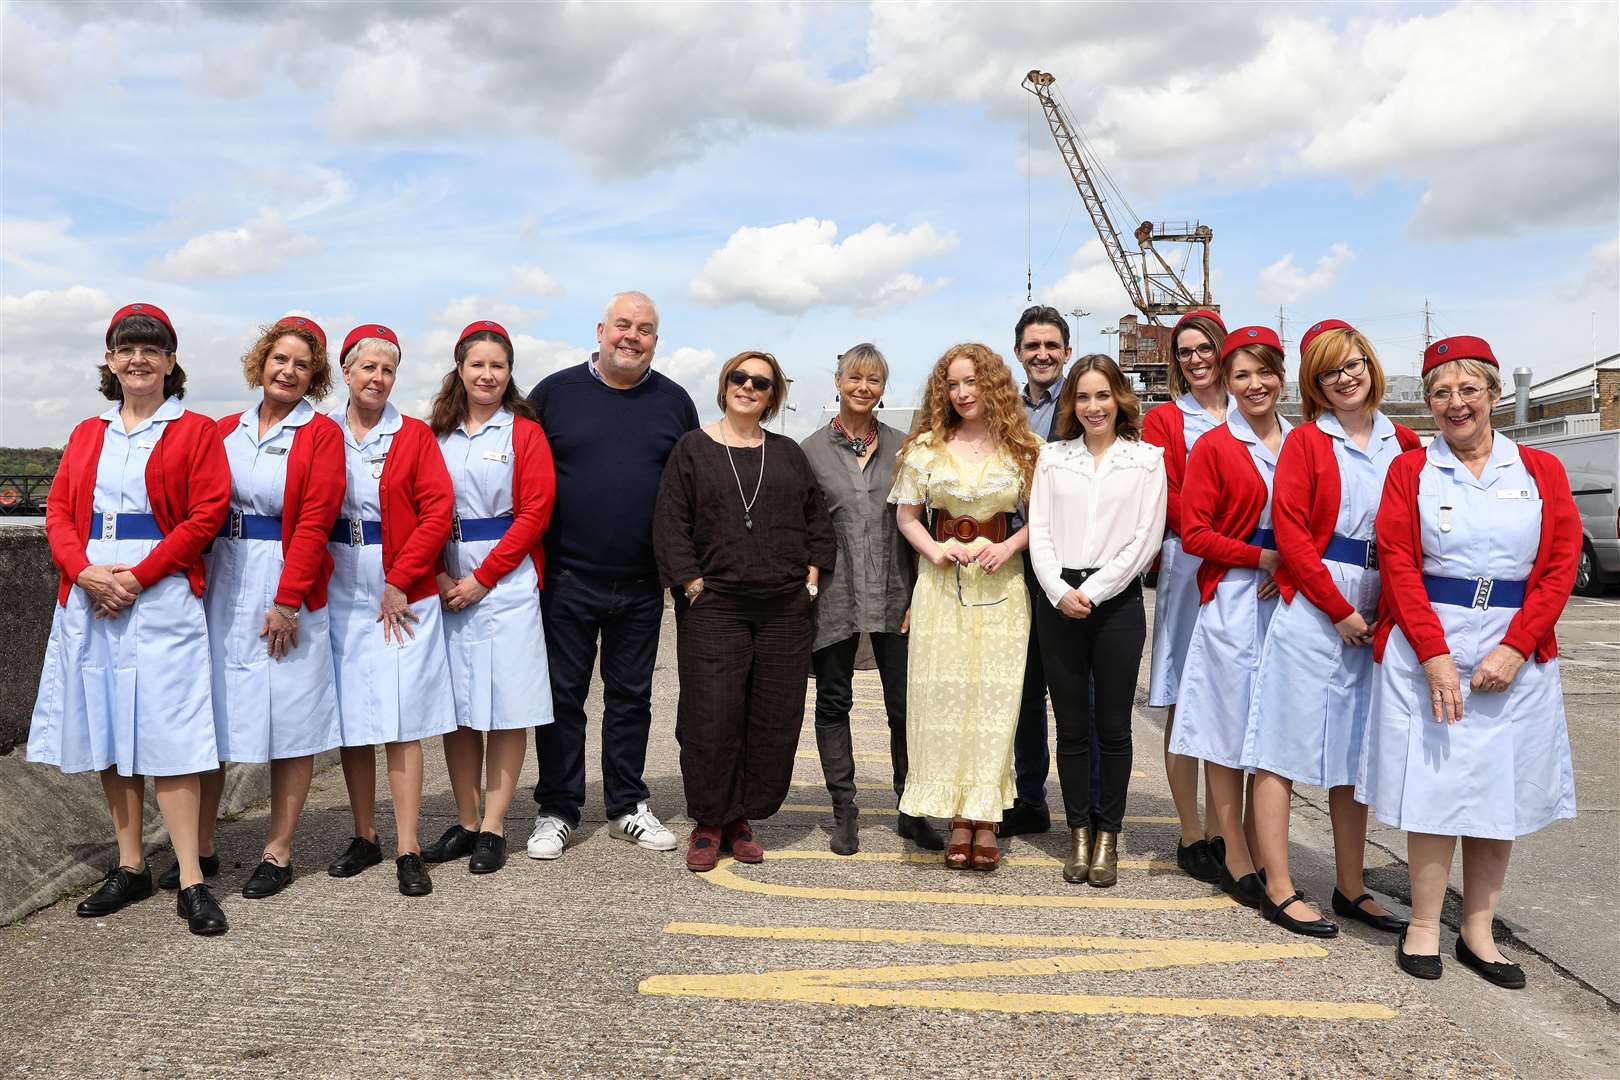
[339,400,402,449]
[99,395,184,432]
[588,353,653,389]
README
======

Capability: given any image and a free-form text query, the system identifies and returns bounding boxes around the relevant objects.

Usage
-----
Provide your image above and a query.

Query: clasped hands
[931,540,1014,575]
[1421,645,1527,724]
[77,564,142,619]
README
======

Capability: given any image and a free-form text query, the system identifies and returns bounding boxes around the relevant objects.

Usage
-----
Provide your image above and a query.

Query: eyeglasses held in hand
[955,561,1007,608]
[727,370,775,393]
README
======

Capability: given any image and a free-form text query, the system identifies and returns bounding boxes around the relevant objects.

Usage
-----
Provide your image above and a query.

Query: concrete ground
[1,594,1615,1078]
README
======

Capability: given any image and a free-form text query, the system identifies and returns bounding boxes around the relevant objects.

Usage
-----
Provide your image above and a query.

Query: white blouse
[1028,435,1167,607]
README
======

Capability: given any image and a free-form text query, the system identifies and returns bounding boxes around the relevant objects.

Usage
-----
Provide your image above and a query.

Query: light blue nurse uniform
[328,402,456,747]
[1147,393,1235,707]
[1243,412,1403,787]
[28,397,217,777]
[205,399,341,762]
[1357,434,1576,840]
[1169,408,1292,768]
[438,409,553,732]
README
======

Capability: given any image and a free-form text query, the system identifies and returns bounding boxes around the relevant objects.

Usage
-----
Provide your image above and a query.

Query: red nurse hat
[274,314,327,350]
[1220,325,1283,362]
[1299,318,1356,360]
[341,323,401,365]
[1172,308,1226,338]
[1422,335,1498,375]
[106,302,176,349]
[457,319,511,347]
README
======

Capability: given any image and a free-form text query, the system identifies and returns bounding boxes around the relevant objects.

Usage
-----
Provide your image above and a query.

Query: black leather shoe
[468,832,507,874]
[396,853,433,897]
[1455,935,1525,989]
[328,836,383,878]
[1396,930,1443,980]
[76,865,154,917]
[1209,835,1227,866]
[1332,889,1409,934]
[897,813,944,851]
[1220,866,1267,909]
[1177,839,1222,884]
[999,799,1051,837]
[241,857,294,899]
[159,852,220,891]
[1263,890,1339,938]
[176,883,229,935]
[421,824,478,863]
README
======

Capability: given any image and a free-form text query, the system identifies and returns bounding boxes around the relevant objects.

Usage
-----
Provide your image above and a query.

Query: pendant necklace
[831,416,877,457]
[722,422,766,530]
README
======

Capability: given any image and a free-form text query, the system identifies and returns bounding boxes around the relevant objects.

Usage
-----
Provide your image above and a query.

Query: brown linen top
[653,429,836,597]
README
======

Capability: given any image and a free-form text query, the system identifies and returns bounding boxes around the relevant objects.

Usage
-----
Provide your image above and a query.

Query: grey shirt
[800,421,914,652]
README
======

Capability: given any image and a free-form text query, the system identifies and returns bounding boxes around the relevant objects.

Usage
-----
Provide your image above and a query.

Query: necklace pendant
[744,512,753,531]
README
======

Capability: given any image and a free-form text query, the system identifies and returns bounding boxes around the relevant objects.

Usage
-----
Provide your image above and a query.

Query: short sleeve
[887,439,933,505]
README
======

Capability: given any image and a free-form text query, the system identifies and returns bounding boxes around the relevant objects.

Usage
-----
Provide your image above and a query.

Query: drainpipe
[1513,367,1532,427]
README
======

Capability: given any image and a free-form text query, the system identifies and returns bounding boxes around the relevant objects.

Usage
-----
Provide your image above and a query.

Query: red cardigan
[377,417,454,604]
[1142,402,1193,536]
[47,409,231,606]
[217,409,346,611]
[1373,444,1580,664]
[1273,419,1421,622]
[1181,423,1281,602]
[468,416,556,590]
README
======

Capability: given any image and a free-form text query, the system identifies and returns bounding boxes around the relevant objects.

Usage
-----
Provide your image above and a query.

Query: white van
[1523,429,1619,595]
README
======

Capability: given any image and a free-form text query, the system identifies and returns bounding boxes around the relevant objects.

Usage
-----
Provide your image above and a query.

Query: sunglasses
[728,369,775,393]
[955,562,1007,608]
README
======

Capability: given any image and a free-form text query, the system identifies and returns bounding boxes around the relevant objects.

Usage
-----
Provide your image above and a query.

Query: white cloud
[690,218,957,315]
[1583,237,1619,297]
[1256,243,1356,305]
[432,296,544,332]
[1040,241,1133,322]
[511,265,562,298]
[154,210,320,280]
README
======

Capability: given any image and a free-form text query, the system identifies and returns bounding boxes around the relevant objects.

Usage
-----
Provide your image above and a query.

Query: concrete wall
[0,525,56,754]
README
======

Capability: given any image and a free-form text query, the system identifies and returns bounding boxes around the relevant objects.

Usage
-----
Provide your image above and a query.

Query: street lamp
[1067,309,1089,338]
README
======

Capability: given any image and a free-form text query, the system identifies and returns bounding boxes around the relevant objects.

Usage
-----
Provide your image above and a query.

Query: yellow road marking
[728,848,1177,870]
[776,802,1180,825]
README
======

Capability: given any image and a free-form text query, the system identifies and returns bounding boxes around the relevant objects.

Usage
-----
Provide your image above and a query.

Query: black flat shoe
[897,813,945,851]
[1455,935,1526,989]
[1220,866,1266,909]
[396,853,433,897]
[1396,929,1443,980]
[421,824,478,863]
[176,883,229,936]
[1332,889,1409,934]
[1177,839,1222,884]
[1209,835,1227,866]
[159,852,220,891]
[999,799,1050,837]
[76,865,154,917]
[1263,890,1339,938]
[468,832,507,874]
[328,836,383,878]
[241,858,294,899]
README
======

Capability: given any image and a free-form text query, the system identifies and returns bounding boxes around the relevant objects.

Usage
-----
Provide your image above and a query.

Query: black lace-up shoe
[241,857,295,899]
[396,853,433,897]
[328,836,383,878]
[468,832,507,874]
[176,883,229,936]
[159,852,220,891]
[422,825,478,863]
[76,865,154,917]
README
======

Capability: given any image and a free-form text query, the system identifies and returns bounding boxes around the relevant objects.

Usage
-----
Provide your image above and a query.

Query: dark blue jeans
[1015,562,1100,810]
[533,569,664,827]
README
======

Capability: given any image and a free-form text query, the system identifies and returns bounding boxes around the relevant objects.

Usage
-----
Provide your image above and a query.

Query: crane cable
[1026,91,1033,301]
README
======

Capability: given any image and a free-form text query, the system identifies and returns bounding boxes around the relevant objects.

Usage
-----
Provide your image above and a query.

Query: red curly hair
[901,342,1042,499]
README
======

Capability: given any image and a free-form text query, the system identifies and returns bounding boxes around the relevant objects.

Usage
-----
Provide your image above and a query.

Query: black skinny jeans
[810,631,909,803]
[1034,572,1146,833]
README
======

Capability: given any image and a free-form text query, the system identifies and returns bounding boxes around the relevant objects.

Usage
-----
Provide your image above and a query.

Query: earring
[879,399,885,409]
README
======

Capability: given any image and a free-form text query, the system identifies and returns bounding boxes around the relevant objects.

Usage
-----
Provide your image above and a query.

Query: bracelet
[273,603,300,624]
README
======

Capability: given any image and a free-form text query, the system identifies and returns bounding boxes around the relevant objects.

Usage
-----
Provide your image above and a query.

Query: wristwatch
[806,582,819,599]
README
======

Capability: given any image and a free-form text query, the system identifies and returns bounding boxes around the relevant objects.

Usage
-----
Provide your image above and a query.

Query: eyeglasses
[1429,385,1487,405]
[1315,356,1369,387]
[110,345,171,363]
[728,370,775,393]
[955,562,1007,608]
[1175,343,1217,362]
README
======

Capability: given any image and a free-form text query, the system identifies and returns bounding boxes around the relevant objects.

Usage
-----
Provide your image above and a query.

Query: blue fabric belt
[1322,534,1377,569]
[1423,573,1526,610]
[93,512,165,541]
[451,515,512,543]
[1248,527,1276,550]
[218,511,282,541]
[329,517,384,546]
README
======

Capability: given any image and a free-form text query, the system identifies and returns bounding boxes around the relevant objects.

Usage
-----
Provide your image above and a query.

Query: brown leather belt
[933,511,1009,545]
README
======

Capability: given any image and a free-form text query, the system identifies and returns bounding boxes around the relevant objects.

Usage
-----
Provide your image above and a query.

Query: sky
[3,0,1617,447]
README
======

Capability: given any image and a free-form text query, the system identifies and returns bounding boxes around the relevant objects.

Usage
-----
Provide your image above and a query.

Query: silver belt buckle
[100,512,116,541]
[229,510,244,540]
[451,514,463,543]
[1364,540,1378,570]
[348,518,364,547]
[1472,578,1494,610]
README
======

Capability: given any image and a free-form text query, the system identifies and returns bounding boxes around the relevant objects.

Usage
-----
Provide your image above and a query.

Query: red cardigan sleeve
[1272,425,1355,624]
[472,418,555,589]
[1373,450,1450,663]
[132,411,230,592]
[275,416,345,609]
[1501,449,1580,660]
[1142,404,1186,535]
[46,419,101,592]
[1181,430,1265,572]
[385,420,454,592]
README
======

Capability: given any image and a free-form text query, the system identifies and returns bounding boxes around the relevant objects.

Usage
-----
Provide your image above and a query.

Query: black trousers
[1012,561,1051,804]
[810,632,909,804]
[1034,573,1146,833]
[674,589,813,826]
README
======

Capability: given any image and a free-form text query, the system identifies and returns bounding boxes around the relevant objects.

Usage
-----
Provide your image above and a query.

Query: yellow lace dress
[887,432,1030,821]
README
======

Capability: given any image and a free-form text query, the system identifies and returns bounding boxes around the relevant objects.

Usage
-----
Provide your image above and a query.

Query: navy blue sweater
[528,360,700,580]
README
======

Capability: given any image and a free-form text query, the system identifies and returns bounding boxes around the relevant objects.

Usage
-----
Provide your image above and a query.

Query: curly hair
[1052,353,1141,442]
[241,322,334,401]
[901,342,1042,499]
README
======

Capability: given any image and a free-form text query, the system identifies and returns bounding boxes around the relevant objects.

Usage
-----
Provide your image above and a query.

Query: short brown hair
[1226,343,1287,386]
[1297,328,1386,422]
[716,350,789,423]
[1053,354,1141,442]
[241,322,334,401]
[1167,314,1228,397]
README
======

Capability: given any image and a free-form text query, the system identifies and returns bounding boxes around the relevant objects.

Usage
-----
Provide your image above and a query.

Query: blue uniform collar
[1317,409,1395,445]
[99,395,183,434]
[339,400,402,449]
[243,398,315,440]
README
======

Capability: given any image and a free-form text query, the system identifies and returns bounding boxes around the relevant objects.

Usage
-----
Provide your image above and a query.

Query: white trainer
[608,803,678,852]
[526,814,572,860]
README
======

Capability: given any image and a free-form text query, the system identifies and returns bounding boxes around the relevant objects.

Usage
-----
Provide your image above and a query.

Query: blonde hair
[1298,328,1385,422]
[836,343,889,383]
[241,322,333,402]
[901,343,1042,499]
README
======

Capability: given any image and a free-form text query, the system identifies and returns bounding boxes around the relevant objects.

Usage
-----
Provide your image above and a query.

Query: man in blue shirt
[524,292,700,860]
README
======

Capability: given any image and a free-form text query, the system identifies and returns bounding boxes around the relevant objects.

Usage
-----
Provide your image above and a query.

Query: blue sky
[3,0,1616,446]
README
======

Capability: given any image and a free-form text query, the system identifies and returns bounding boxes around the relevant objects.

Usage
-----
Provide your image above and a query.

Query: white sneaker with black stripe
[608,803,677,851]
[526,815,572,860]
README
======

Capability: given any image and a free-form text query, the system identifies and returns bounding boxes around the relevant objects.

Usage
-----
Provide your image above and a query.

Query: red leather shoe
[723,818,765,863]
[686,825,723,873]
[970,821,1001,872]
[945,818,972,870]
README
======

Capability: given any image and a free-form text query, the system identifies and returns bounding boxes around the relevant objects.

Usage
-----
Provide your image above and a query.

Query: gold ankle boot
[1063,826,1092,884]
[1088,831,1119,888]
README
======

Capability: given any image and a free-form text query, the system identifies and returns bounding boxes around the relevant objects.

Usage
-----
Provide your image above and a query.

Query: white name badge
[1496,489,1534,500]
[483,451,510,464]
[136,439,157,450]
[265,446,289,456]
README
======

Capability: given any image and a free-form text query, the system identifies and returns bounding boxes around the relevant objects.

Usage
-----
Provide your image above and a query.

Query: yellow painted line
[727,848,1177,871]
[776,802,1180,825]
[699,856,1234,910]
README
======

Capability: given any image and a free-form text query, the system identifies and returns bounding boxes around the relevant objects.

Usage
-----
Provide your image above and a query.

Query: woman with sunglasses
[1241,321,1419,938]
[655,352,835,872]
[889,343,1043,871]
